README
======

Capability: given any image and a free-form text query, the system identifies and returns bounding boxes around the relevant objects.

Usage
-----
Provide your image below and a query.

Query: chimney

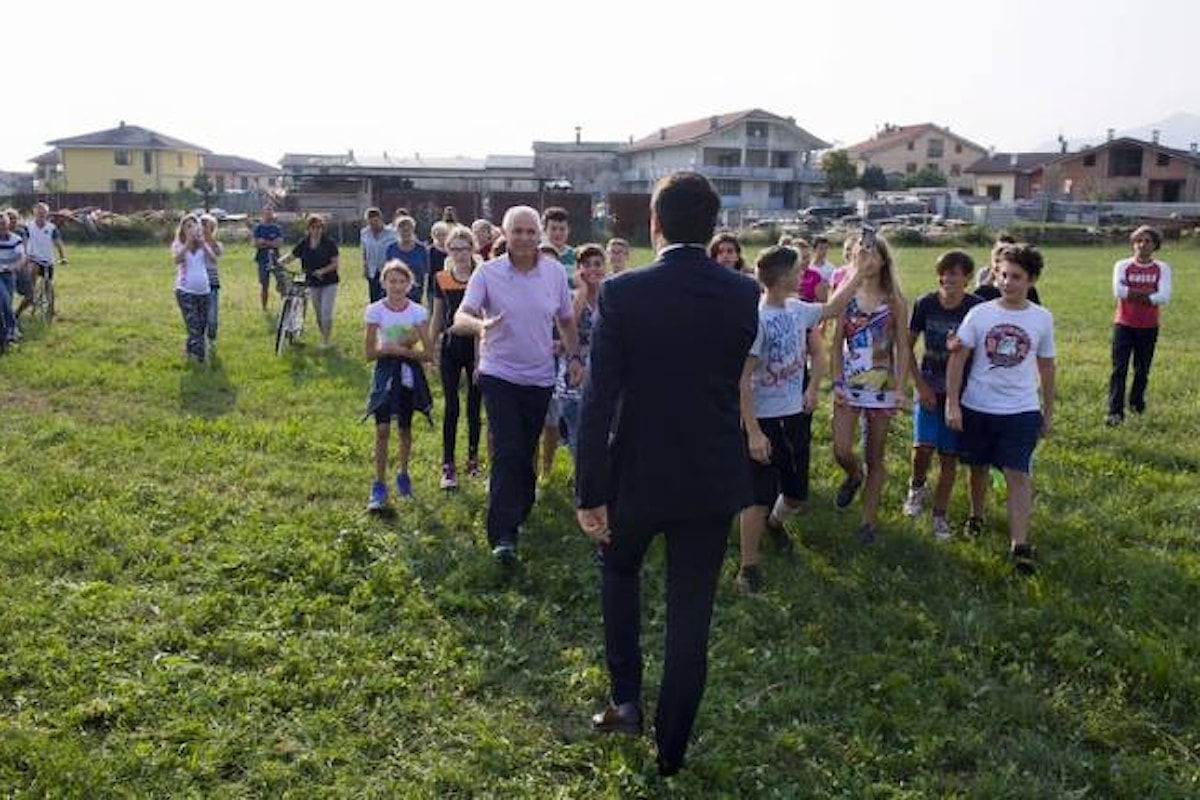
[1152,129,1160,144]
[1191,142,1198,154]
[119,120,126,128]
[1009,153,1019,167]
[659,128,667,141]
[710,116,719,131]
[348,148,354,160]
[628,134,634,144]
[575,125,581,145]
[1106,128,1115,142]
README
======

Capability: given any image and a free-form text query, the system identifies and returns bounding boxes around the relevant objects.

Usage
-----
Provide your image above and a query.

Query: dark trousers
[599,516,731,767]
[440,336,482,465]
[479,375,551,547]
[1108,324,1159,416]
[366,274,384,304]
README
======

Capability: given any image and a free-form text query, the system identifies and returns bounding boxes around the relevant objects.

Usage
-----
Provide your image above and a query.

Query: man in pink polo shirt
[1107,225,1172,426]
[453,205,582,566]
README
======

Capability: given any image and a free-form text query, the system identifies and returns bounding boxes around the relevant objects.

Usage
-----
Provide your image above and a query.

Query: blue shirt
[253,222,283,266]
[385,240,430,303]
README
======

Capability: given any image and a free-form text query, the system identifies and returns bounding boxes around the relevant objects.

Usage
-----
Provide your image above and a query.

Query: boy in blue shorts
[737,245,863,593]
[903,250,982,539]
[946,243,1056,574]
[252,207,284,310]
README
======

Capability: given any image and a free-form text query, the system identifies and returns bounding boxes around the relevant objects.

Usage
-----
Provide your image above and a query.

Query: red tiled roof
[626,109,828,152]
[845,123,987,158]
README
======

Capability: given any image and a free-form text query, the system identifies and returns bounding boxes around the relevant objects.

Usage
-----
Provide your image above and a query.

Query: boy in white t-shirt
[945,243,1056,574]
[736,245,863,594]
[364,260,435,511]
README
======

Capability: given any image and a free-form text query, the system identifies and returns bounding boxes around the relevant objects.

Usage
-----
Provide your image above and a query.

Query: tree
[820,150,858,195]
[192,172,214,211]
[901,166,947,189]
[858,166,888,196]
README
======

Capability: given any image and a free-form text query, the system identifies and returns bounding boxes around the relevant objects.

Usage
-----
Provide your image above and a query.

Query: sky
[5,0,1198,173]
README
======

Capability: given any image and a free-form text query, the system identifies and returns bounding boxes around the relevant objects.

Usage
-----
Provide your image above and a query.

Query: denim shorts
[959,408,1042,474]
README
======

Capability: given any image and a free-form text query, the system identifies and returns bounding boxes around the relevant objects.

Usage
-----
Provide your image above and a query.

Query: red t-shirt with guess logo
[1113,257,1172,328]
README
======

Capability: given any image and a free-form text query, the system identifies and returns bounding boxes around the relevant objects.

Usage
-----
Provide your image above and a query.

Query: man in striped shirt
[0,213,25,343]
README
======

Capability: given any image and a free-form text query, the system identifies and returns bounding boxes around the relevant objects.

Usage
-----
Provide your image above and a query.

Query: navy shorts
[374,384,415,428]
[959,408,1042,474]
[749,412,813,507]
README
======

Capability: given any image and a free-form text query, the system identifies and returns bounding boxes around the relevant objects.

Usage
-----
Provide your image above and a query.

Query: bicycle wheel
[275,296,293,355]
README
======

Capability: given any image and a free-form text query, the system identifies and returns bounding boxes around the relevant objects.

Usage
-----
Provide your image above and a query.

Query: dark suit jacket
[575,244,759,525]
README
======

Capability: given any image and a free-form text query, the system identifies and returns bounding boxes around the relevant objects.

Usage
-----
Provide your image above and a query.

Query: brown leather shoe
[590,702,642,735]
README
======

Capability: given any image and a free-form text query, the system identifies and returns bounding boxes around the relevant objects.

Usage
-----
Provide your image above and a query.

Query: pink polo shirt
[462,253,574,387]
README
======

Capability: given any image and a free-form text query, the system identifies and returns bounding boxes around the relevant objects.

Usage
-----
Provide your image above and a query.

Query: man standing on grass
[252,206,284,310]
[452,205,582,568]
[575,171,759,777]
[360,207,397,304]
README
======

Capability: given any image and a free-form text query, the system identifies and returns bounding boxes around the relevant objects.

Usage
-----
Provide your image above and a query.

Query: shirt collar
[657,243,707,257]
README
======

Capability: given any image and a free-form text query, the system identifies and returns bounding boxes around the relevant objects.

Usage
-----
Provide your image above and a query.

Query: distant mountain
[1035,112,1200,153]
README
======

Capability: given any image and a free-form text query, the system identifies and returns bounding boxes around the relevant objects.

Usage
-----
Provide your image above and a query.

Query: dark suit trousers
[599,516,731,766]
[479,375,551,547]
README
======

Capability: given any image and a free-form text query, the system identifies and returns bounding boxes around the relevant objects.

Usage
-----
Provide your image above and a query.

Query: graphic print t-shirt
[957,300,1055,414]
[909,292,983,395]
[749,298,824,418]
[365,298,428,387]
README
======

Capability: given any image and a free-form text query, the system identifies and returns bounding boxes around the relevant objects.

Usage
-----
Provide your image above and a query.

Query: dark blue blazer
[575,244,759,525]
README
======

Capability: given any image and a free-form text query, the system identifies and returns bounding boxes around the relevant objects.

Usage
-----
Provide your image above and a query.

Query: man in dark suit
[575,171,759,776]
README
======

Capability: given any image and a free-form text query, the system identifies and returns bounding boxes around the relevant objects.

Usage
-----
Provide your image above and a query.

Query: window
[769,182,786,198]
[114,149,131,166]
[927,138,944,158]
[770,151,793,168]
[746,122,768,141]
[714,178,741,196]
[111,179,132,192]
[177,153,184,168]
[906,141,915,151]
[955,142,963,154]
[906,162,917,174]
[143,151,152,174]
[704,148,740,167]
[1156,152,1170,167]
[746,150,768,168]
[950,163,962,177]
[216,176,226,193]
[240,176,249,190]
[1082,153,1096,167]
[1108,145,1143,177]
[926,163,940,173]
[986,184,1002,201]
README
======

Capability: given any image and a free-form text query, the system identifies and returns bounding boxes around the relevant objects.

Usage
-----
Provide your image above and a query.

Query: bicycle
[31,258,63,325]
[270,258,308,355]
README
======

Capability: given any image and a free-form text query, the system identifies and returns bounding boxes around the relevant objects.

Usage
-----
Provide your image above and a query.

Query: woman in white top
[172,214,214,361]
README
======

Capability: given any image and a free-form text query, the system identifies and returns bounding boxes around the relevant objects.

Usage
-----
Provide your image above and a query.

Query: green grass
[1,243,1197,797]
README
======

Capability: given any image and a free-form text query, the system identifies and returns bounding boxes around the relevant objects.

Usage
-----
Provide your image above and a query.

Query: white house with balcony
[618,109,829,212]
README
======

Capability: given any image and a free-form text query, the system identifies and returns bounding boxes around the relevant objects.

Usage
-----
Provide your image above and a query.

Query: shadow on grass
[179,353,238,417]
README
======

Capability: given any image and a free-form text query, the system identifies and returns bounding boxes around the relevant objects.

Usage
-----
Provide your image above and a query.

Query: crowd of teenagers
[0,203,68,351]
[152,199,1173,589]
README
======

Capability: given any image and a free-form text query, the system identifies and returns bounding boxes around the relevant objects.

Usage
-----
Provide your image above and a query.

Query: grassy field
[1,241,1197,798]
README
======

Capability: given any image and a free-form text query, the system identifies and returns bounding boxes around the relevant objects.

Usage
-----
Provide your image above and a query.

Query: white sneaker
[902,483,928,517]
[931,515,952,541]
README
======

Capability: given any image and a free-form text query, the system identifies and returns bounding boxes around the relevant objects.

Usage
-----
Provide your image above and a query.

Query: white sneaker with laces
[902,483,928,517]
[931,515,952,541]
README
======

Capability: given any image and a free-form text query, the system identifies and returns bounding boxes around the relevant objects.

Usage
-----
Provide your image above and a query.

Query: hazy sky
[5,0,1196,173]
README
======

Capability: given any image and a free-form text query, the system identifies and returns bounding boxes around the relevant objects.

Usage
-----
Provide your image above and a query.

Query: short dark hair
[812,235,829,247]
[1130,225,1162,251]
[935,249,975,276]
[652,171,719,245]
[542,206,569,225]
[755,245,799,288]
[995,243,1043,281]
[576,242,605,264]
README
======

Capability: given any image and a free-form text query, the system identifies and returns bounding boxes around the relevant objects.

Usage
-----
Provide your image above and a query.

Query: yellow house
[46,121,209,193]
[845,123,988,193]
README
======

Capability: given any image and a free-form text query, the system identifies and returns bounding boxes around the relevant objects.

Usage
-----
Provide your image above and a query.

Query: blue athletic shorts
[959,408,1042,474]
[913,399,962,453]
